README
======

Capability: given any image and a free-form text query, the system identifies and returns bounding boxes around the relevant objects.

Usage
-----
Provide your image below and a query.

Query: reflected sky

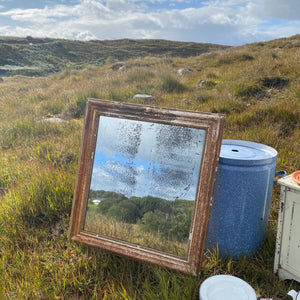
[90,116,206,201]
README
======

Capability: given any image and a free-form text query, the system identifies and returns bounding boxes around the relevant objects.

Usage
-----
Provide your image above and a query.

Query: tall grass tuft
[64,90,101,119]
[126,68,155,84]
[233,82,263,98]
[159,72,188,93]
[19,167,73,229]
[0,117,65,148]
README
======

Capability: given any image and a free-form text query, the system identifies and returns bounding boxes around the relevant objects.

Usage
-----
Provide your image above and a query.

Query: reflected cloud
[90,116,205,201]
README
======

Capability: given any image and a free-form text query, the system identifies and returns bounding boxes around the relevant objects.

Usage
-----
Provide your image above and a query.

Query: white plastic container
[274,174,300,282]
[199,275,257,300]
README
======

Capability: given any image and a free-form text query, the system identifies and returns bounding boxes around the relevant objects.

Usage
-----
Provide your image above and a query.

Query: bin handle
[273,170,287,186]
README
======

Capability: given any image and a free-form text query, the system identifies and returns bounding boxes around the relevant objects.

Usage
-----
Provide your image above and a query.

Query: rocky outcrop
[112,63,127,71]
[177,68,192,75]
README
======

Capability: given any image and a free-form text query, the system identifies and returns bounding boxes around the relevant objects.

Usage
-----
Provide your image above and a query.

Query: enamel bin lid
[199,275,257,300]
[220,140,277,166]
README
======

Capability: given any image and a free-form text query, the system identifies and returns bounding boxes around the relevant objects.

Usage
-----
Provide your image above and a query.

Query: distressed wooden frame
[69,99,224,276]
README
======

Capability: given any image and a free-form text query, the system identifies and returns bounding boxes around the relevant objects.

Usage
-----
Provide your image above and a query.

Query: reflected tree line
[88,190,194,243]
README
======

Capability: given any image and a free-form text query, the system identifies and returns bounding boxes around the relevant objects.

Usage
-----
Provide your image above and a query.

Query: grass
[85,208,188,257]
[85,214,188,257]
[0,34,299,299]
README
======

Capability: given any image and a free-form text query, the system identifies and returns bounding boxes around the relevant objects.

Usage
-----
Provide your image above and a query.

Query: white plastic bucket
[199,275,257,300]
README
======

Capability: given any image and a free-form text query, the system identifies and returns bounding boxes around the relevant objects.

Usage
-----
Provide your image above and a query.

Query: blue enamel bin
[206,140,278,258]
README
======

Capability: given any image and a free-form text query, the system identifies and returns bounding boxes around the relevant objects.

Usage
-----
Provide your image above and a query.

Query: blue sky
[0,0,299,45]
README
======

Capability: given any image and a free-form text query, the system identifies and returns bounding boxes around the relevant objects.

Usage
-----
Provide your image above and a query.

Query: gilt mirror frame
[69,99,224,276]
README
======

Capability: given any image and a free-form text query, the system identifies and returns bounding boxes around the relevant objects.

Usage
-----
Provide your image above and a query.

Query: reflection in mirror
[84,116,206,257]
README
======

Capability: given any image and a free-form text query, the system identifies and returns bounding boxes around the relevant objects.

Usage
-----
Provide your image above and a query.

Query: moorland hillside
[0,34,299,299]
[0,36,229,76]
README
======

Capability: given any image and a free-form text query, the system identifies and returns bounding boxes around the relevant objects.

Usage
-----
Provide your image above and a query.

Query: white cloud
[106,0,141,11]
[250,0,300,20]
[90,116,205,200]
[256,20,300,40]
[74,0,111,18]
[0,0,299,45]
[0,0,111,24]
[75,30,97,40]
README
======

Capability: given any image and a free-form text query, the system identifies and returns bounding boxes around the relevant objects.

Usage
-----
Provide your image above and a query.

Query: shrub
[233,76,289,99]
[105,55,117,65]
[40,99,65,115]
[203,80,216,89]
[214,53,254,67]
[195,93,212,103]
[159,73,188,93]
[64,91,100,119]
[234,103,299,134]
[260,76,289,89]
[126,69,155,84]
[105,90,132,102]
[64,98,86,119]
[108,200,141,223]
[233,83,263,98]
[206,72,218,79]
[211,100,247,115]
[240,54,254,61]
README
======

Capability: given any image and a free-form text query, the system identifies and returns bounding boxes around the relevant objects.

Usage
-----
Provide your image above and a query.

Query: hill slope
[0,36,229,76]
[0,34,299,299]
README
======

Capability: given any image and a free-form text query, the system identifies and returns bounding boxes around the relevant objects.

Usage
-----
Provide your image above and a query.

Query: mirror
[70,99,224,275]
[85,116,205,257]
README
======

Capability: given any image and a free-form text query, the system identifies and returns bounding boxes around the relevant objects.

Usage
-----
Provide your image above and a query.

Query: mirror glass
[84,116,206,257]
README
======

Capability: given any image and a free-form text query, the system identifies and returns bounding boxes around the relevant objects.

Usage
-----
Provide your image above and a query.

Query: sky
[90,116,205,201]
[0,0,299,46]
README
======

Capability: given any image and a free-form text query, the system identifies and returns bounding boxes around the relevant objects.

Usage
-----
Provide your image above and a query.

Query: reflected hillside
[85,190,194,256]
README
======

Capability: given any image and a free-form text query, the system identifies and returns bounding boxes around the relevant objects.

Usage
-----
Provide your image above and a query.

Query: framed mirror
[70,99,224,275]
